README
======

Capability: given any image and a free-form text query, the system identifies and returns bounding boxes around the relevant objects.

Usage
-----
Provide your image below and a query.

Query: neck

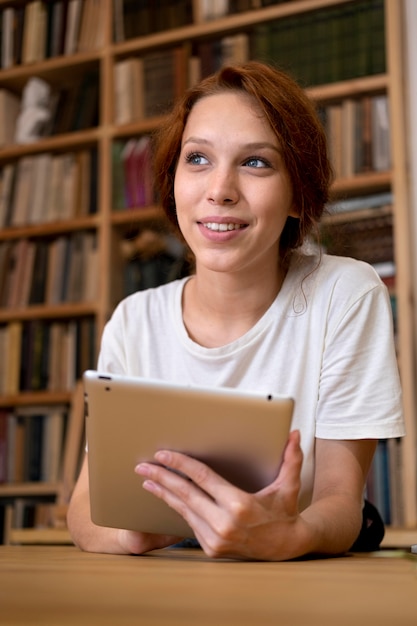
[182,266,286,348]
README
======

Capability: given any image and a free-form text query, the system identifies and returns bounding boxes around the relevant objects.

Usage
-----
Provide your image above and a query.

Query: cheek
[174,174,203,216]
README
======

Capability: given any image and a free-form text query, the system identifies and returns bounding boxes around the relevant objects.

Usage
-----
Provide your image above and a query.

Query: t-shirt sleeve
[315,273,405,440]
[97,298,131,375]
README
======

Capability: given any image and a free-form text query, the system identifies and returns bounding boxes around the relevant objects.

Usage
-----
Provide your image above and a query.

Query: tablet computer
[84,370,294,538]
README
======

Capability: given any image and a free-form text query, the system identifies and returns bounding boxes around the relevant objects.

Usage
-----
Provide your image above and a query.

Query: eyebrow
[182,137,282,154]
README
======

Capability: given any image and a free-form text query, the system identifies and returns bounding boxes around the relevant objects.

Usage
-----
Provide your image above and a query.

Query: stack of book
[252,0,385,86]
[0,317,95,395]
[320,94,391,179]
[112,137,154,210]
[0,149,97,228]
[0,232,99,309]
[0,0,105,68]
[0,405,68,485]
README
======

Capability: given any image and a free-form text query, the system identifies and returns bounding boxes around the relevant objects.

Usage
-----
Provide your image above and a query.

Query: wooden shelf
[0,482,61,498]
[0,128,100,162]
[6,527,73,545]
[307,73,388,103]
[331,171,392,198]
[0,302,97,323]
[0,390,72,408]
[0,216,100,241]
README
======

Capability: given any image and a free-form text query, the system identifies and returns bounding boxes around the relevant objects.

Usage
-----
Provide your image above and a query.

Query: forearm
[297,492,363,557]
[67,489,131,554]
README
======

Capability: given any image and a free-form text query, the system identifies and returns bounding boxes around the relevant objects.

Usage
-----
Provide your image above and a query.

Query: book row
[0,149,98,228]
[0,406,68,484]
[320,94,391,179]
[321,207,394,267]
[367,438,404,527]
[252,0,385,86]
[112,136,154,210]
[0,232,98,309]
[0,317,95,395]
[1,0,104,69]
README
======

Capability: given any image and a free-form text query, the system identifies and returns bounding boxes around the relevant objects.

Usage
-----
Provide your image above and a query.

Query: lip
[197,217,248,241]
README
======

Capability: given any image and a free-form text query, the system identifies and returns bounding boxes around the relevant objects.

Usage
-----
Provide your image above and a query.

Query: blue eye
[245,157,270,168]
[185,152,209,165]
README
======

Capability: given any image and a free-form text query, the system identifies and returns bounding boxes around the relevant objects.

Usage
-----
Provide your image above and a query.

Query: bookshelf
[0,0,416,542]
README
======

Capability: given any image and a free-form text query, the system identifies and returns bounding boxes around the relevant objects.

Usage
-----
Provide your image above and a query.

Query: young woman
[67,61,405,560]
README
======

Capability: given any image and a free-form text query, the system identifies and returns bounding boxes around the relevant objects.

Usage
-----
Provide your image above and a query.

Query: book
[0,409,8,483]
[0,241,12,306]
[47,322,67,391]
[371,94,391,171]
[0,88,20,147]
[28,153,52,224]
[10,156,36,227]
[44,154,66,222]
[74,150,91,217]
[24,413,44,481]
[4,321,23,395]
[114,57,145,124]
[28,241,48,305]
[65,233,85,302]
[1,7,15,68]
[6,239,31,309]
[45,236,69,304]
[0,164,17,227]
[41,408,66,482]
[81,231,99,301]
[64,0,83,55]
[50,0,67,57]
[0,240,19,307]
[17,240,36,308]
[7,415,25,482]
[60,153,78,219]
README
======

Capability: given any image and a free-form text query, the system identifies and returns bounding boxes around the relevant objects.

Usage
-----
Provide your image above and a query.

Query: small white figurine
[15,77,52,144]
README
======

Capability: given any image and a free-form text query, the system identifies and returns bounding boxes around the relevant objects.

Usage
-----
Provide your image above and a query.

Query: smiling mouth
[202,222,247,232]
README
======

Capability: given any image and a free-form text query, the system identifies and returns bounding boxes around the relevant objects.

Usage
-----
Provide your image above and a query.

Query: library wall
[0,0,416,539]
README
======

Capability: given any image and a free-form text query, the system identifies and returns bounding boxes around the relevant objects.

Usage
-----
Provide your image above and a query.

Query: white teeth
[204,222,244,231]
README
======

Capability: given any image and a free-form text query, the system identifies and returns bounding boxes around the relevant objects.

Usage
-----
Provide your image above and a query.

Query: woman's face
[174,91,298,278]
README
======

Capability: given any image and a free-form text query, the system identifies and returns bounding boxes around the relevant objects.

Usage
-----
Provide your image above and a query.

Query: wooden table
[0,546,416,625]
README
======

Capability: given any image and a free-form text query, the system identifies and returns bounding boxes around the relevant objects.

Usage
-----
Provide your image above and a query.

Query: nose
[207,167,239,206]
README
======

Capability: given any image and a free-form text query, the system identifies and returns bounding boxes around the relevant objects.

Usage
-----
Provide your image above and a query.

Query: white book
[371,95,391,171]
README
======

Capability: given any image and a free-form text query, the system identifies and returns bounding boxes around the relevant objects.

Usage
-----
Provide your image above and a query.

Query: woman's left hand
[135,430,306,560]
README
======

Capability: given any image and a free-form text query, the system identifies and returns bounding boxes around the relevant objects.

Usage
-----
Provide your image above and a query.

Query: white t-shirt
[97,252,405,510]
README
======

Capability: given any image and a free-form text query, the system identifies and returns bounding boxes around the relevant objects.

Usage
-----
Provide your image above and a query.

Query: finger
[135,457,226,535]
[154,449,233,495]
[259,430,303,500]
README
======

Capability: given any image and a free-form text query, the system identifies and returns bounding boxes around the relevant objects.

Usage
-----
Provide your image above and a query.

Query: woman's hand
[135,430,306,561]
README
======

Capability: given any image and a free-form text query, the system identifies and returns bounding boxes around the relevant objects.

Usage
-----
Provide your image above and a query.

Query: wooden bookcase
[0,0,416,543]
